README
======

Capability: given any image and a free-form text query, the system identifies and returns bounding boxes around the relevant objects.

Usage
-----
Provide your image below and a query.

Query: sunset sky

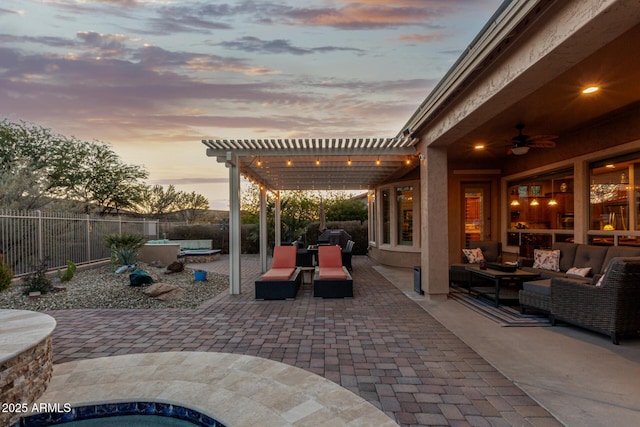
[1,0,502,209]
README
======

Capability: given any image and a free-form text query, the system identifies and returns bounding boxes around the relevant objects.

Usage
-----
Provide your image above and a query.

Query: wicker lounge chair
[341,240,355,271]
[255,245,302,300]
[550,257,640,344]
[314,245,353,298]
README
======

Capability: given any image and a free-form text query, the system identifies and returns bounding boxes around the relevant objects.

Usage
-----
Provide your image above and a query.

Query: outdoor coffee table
[465,264,540,307]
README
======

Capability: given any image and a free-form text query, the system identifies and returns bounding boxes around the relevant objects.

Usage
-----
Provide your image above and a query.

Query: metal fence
[0,209,159,276]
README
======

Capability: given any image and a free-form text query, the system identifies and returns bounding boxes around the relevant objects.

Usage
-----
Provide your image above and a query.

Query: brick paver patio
[46,255,560,426]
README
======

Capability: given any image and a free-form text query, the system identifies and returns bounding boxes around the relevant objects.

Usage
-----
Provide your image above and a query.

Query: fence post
[119,216,122,235]
[37,210,43,262]
[86,214,91,262]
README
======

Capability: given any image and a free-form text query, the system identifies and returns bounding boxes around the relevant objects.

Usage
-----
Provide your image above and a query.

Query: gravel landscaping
[0,262,229,311]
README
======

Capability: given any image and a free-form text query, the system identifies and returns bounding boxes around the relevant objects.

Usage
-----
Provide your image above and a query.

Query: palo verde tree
[135,184,210,220]
[176,191,210,222]
[0,119,149,213]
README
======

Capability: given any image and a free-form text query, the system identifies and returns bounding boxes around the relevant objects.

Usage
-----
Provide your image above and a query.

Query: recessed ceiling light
[605,164,616,169]
[582,86,599,94]
[474,144,485,150]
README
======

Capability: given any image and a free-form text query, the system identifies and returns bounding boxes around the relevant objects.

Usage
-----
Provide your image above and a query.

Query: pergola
[201,137,419,294]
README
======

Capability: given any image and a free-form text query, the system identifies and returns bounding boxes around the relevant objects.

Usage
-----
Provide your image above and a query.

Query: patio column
[420,146,449,301]
[259,186,268,273]
[226,152,242,294]
[275,191,281,246]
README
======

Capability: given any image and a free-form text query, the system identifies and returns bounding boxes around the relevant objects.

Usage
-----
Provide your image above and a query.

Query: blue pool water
[56,414,197,426]
[14,402,226,427]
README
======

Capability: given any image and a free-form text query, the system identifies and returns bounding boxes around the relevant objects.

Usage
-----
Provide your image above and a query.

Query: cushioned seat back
[318,245,342,268]
[552,242,580,272]
[272,246,296,269]
[601,246,640,274]
[469,241,501,262]
[573,244,608,277]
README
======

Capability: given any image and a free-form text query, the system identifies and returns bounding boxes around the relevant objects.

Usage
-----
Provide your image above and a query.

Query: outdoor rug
[449,288,550,327]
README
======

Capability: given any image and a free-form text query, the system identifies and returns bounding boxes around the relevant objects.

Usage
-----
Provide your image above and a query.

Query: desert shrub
[0,260,13,291]
[104,233,146,251]
[22,258,53,294]
[104,233,145,269]
[57,260,77,282]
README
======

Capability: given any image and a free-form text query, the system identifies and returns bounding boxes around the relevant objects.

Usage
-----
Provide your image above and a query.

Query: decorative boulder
[165,261,184,274]
[143,283,184,301]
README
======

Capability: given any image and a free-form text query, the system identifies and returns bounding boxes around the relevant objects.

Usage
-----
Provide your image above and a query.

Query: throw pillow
[462,247,485,264]
[567,266,591,277]
[532,249,560,271]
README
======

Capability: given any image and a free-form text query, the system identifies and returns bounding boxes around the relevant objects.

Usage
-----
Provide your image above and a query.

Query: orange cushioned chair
[313,245,353,298]
[255,245,302,299]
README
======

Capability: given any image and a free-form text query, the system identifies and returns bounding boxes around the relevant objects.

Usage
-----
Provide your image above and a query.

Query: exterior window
[589,152,640,246]
[369,192,376,243]
[382,189,391,244]
[507,169,574,255]
[396,186,413,245]
[508,170,574,231]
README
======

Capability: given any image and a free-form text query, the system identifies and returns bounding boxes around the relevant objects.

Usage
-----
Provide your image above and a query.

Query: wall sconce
[376,157,380,166]
[286,159,292,166]
[315,158,320,166]
[510,199,520,207]
[347,158,352,166]
[530,199,540,206]
[405,156,412,165]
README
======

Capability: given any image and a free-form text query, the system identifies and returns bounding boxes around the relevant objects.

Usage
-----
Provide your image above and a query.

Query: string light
[257,157,262,167]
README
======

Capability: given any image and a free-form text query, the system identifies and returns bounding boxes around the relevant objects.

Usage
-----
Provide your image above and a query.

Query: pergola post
[259,186,268,273]
[275,191,281,246]
[226,152,242,295]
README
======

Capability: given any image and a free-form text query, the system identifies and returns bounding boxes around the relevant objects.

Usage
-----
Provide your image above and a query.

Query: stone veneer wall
[0,335,53,426]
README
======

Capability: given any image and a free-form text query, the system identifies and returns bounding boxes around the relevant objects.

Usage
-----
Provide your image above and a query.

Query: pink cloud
[399,32,446,44]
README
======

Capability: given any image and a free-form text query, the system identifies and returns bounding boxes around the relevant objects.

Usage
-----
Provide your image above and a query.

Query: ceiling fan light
[511,146,530,155]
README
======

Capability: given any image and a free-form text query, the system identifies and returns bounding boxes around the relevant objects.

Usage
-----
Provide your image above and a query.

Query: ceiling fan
[507,124,558,155]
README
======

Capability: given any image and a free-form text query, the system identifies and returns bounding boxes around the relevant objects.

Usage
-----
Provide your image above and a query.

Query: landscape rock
[155,287,185,301]
[165,261,185,274]
[143,282,179,297]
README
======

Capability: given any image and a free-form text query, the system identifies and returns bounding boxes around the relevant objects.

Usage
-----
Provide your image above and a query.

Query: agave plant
[116,248,138,267]
[104,233,145,269]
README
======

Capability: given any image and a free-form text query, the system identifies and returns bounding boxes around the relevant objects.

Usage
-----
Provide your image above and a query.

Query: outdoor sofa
[519,241,640,282]
[518,242,640,313]
[313,245,353,298]
[449,240,502,288]
[549,257,640,344]
[255,245,302,300]
[516,242,640,344]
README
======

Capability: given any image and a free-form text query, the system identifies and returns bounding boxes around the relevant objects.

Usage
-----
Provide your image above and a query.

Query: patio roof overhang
[202,137,419,191]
